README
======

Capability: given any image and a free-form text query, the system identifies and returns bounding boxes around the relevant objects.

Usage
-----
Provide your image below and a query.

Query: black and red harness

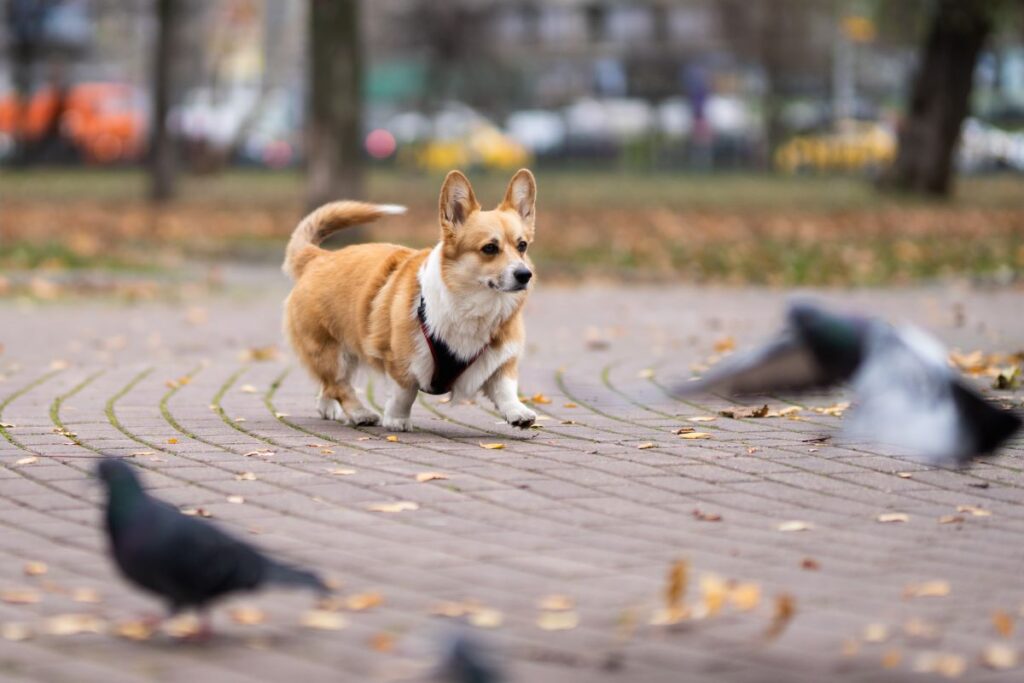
[417,296,487,395]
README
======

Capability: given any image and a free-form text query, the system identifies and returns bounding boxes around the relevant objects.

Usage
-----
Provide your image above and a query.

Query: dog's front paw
[381,415,413,432]
[348,408,381,426]
[504,404,537,429]
[317,397,346,421]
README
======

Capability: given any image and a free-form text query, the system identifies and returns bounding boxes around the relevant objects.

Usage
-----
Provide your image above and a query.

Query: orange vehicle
[0,82,146,163]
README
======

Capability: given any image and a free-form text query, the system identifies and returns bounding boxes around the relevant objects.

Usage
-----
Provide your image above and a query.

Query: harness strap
[418,296,486,395]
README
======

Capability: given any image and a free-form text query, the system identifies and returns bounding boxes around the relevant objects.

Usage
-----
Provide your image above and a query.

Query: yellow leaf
[665,559,688,615]
[730,583,761,611]
[956,504,991,517]
[345,592,384,611]
[44,613,106,636]
[162,614,202,638]
[385,435,399,442]
[479,442,505,450]
[881,649,903,669]
[14,456,37,466]
[877,513,909,523]
[637,442,656,450]
[864,623,890,643]
[982,643,1018,670]
[368,501,419,513]
[698,573,728,618]
[904,580,951,599]
[896,472,914,479]
[167,438,178,445]
[713,336,735,353]
[416,472,449,483]
[114,619,154,641]
[1,589,40,605]
[537,611,579,631]
[777,520,813,532]
[23,561,47,576]
[538,595,574,611]
[530,393,552,405]
[228,606,266,625]
[680,432,712,440]
[993,610,1015,638]
[563,402,578,408]
[300,610,348,631]
[468,608,504,629]
[764,594,796,641]
[0,622,32,641]
[370,632,396,652]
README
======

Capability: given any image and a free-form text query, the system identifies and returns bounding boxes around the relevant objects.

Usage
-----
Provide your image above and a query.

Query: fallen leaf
[44,613,106,636]
[864,622,890,643]
[713,336,736,353]
[692,508,722,522]
[243,449,275,457]
[320,448,335,455]
[370,632,396,652]
[129,450,154,457]
[904,580,951,599]
[801,558,820,571]
[167,438,178,445]
[0,622,32,641]
[637,442,656,450]
[904,617,941,640]
[912,652,966,678]
[882,648,903,669]
[415,472,449,484]
[719,404,769,419]
[229,606,266,625]
[385,435,399,442]
[939,515,965,524]
[346,592,383,611]
[240,346,278,362]
[877,513,909,523]
[530,393,552,404]
[181,507,212,518]
[675,426,695,434]
[764,594,795,641]
[1,589,40,604]
[14,456,37,466]
[235,472,257,481]
[467,608,503,629]
[956,504,991,517]
[896,472,914,479]
[777,520,813,532]
[665,559,688,621]
[368,501,419,513]
[114,619,154,641]
[537,611,579,631]
[538,595,574,611]
[730,583,761,611]
[300,610,348,630]
[981,643,1018,670]
[239,384,258,394]
[479,442,505,450]
[697,573,728,618]
[23,562,47,576]
[679,432,712,440]
[993,610,1015,638]
[563,402,578,408]
[226,495,245,504]
[328,467,356,476]
[70,588,101,604]
[811,402,850,417]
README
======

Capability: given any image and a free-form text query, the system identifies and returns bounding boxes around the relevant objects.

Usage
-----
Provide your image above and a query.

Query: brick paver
[1,268,1023,682]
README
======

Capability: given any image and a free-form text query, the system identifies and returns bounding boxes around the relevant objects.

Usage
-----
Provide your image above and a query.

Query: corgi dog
[282,169,538,432]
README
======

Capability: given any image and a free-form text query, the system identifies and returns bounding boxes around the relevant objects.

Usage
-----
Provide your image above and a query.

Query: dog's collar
[417,296,487,395]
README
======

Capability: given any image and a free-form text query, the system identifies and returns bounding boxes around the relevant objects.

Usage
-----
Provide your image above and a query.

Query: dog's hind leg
[291,334,378,425]
[333,354,380,426]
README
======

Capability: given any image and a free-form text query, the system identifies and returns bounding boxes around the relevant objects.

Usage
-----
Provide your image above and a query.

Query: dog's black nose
[513,267,533,285]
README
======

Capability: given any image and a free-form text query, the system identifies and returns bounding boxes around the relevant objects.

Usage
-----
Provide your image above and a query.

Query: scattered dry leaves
[719,404,770,418]
[368,501,419,513]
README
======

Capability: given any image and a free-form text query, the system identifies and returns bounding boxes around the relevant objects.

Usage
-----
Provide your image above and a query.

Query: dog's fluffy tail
[283,201,407,280]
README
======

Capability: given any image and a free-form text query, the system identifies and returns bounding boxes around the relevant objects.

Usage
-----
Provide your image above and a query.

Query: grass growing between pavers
[2,169,1023,287]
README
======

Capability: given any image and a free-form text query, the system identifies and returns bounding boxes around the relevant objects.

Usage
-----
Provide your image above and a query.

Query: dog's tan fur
[282,169,538,430]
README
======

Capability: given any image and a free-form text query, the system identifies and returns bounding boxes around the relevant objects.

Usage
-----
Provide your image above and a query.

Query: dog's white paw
[382,415,413,432]
[317,397,345,421]
[503,403,537,429]
[348,408,381,426]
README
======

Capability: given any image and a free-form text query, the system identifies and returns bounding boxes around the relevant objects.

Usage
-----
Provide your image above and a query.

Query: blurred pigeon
[676,301,1021,466]
[436,632,504,683]
[97,458,328,634]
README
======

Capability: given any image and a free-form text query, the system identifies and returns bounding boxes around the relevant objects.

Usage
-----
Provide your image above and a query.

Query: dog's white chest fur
[411,244,522,398]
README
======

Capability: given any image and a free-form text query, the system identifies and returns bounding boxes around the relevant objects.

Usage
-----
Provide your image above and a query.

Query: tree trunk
[149,0,179,202]
[306,0,364,210]
[885,0,992,197]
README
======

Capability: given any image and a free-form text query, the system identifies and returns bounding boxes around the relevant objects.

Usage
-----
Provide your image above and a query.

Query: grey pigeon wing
[843,325,967,465]
[676,333,828,396]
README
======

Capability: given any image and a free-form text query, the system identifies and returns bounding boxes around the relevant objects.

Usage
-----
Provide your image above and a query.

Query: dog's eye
[481,243,499,256]
[517,241,528,253]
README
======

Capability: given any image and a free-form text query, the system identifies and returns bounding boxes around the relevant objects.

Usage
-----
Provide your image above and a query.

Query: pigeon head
[96,458,143,495]
[788,301,867,380]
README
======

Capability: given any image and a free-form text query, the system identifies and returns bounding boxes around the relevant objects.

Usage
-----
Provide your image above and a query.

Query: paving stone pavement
[1,269,1023,683]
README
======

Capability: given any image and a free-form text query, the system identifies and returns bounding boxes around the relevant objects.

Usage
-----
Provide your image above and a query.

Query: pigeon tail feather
[264,562,330,594]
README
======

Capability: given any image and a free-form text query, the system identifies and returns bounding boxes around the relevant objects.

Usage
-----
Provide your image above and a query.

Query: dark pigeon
[437,633,504,683]
[96,458,328,630]
[676,301,1021,466]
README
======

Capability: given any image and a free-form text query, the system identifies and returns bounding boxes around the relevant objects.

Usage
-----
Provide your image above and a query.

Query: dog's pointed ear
[439,170,480,236]
[500,168,536,227]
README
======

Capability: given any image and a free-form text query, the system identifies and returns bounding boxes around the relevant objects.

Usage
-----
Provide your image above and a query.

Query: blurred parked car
[775,120,895,174]
[0,82,146,163]
[958,118,1024,173]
